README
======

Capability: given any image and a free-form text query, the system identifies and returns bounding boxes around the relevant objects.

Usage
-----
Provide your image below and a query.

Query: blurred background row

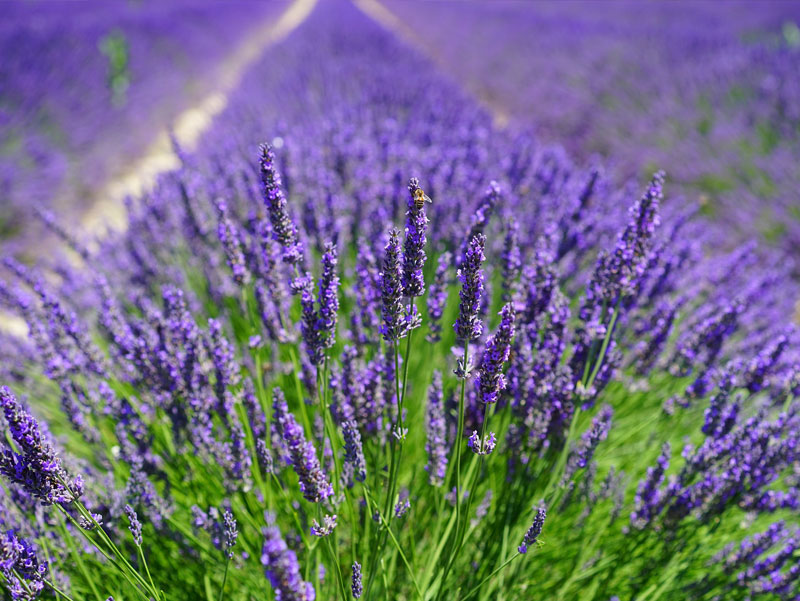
[1,0,286,248]
[2,0,800,255]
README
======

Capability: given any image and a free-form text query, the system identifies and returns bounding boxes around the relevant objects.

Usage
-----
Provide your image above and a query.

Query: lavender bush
[0,1,798,600]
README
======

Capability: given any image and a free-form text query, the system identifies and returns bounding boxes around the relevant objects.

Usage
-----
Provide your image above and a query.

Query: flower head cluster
[0,387,82,505]
[467,430,497,455]
[310,514,337,537]
[0,529,47,601]
[424,371,448,486]
[454,234,486,342]
[342,421,366,484]
[426,252,451,343]
[403,178,429,297]
[262,526,315,601]
[125,504,143,546]
[519,505,547,554]
[273,391,333,503]
[259,143,302,264]
[351,562,362,599]
[475,303,516,404]
[379,229,408,342]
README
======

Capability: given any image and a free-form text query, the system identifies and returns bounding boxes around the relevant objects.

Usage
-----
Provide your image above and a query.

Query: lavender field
[1,1,799,600]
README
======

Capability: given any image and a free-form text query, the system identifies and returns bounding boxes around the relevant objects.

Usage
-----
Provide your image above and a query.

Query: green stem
[363,486,424,600]
[217,556,231,601]
[460,553,521,601]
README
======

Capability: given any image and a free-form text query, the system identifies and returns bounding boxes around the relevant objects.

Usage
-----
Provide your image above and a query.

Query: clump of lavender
[475,303,516,404]
[519,505,547,554]
[0,529,47,600]
[379,229,407,342]
[403,178,429,297]
[0,387,82,505]
[273,391,333,503]
[259,143,302,264]
[454,234,486,343]
[424,371,448,486]
[262,526,315,601]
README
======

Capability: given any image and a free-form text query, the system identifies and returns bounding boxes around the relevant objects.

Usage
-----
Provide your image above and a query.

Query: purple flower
[351,562,362,599]
[426,252,451,343]
[310,514,337,537]
[0,529,47,600]
[262,526,315,601]
[342,421,366,484]
[454,234,486,342]
[467,430,497,456]
[403,178,429,297]
[425,371,448,486]
[223,510,238,559]
[273,391,333,503]
[475,303,516,404]
[379,229,408,342]
[562,405,613,484]
[630,443,670,529]
[259,143,302,265]
[519,505,547,554]
[125,504,143,546]
[0,387,82,505]
[215,198,250,286]
[316,242,340,357]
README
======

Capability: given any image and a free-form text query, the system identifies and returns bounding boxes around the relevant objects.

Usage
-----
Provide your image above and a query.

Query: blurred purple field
[0,0,286,244]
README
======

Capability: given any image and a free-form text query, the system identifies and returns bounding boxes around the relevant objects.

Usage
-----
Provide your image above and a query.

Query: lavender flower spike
[342,421,367,484]
[454,234,486,342]
[315,242,340,358]
[262,526,315,601]
[425,371,448,486]
[519,505,547,554]
[0,387,82,505]
[403,178,429,297]
[475,303,516,404]
[0,529,47,600]
[259,143,301,265]
[467,431,497,455]
[426,252,451,343]
[125,504,143,546]
[215,198,250,286]
[379,229,408,342]
[351,562,363,599]
[273,391,333,503]
[223,510,238,559]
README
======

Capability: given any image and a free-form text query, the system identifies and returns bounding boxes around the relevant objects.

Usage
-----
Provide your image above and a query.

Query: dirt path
[82,0,317,234]
[351,0,510,129]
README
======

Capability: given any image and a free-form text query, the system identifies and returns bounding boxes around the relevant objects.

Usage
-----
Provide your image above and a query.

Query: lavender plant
[0,2,798,601]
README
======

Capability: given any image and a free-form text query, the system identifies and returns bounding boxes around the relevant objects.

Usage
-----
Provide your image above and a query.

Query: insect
[413,188,433,210]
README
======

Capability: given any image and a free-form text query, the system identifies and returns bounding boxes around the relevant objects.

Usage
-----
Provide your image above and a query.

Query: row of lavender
[0,1,798,599]
[0,0,286,244]
[383,0,800,251]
